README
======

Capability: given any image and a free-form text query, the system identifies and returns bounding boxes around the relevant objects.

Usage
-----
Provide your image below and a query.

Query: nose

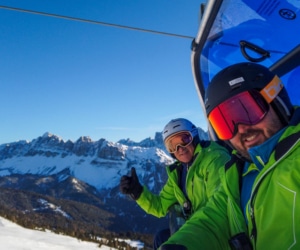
[236,123,252,134]
[175,145,186,153]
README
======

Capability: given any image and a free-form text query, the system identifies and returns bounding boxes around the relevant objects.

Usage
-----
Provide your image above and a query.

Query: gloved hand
[120,167,143,200]
[160,244,187,250]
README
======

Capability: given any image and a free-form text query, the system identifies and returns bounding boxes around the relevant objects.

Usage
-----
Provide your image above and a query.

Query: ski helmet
[162,118,198,143]
[205,62,293,127]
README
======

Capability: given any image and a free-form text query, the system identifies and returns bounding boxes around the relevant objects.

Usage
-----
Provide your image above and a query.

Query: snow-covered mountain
[0,128,208,248]
[0,131,173,190]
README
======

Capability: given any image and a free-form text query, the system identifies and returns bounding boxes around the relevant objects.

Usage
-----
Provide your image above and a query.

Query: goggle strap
[260,75,283,103]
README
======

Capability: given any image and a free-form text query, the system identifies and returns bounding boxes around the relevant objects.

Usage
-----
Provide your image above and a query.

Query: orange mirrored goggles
[208,90,269,140]
[165,132,193,153]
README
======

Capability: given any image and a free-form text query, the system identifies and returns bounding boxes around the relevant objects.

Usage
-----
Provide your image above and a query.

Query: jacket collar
[248,128,285,168]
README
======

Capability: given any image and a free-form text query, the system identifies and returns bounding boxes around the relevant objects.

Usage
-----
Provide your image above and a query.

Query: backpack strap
[274,131,300,161]
[225,154,245,192]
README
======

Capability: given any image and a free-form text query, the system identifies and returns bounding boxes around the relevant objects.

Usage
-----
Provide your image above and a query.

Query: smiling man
[160,62,300,250]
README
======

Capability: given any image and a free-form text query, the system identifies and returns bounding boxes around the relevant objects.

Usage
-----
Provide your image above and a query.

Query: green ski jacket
[136,140,230,227]
[162,107,300,250]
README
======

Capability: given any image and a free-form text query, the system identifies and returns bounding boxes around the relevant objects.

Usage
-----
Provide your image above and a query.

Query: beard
[231,113,284,161]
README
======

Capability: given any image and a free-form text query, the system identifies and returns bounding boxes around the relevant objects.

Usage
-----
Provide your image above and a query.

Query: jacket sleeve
[136,170,178,218]
[160,182,231,250]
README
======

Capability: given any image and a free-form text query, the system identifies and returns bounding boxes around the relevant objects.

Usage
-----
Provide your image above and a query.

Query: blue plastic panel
[200,0,300,105]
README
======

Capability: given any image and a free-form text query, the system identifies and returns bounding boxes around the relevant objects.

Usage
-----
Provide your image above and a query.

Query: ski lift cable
[0,5,194,40]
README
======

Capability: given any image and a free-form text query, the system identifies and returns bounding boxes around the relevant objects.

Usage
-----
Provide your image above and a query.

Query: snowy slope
[0,216,143,250]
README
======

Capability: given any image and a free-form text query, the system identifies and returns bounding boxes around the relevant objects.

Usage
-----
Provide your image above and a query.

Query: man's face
[165,132,195,163]
[173,143,195,163]
[229,105,284,160]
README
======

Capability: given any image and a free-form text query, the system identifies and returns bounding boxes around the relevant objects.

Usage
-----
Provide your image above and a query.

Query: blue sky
[0,0,207,144]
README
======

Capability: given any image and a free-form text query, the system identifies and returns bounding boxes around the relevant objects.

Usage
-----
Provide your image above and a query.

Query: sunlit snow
[0,216,143,249]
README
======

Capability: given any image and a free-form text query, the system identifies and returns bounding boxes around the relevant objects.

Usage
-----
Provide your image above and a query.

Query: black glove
[160,244,187,250]
[120,167,143,200]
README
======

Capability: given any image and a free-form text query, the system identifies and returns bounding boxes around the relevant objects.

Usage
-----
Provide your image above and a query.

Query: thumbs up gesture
[120,167,143,200]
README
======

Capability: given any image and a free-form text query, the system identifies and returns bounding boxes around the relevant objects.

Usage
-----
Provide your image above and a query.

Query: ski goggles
[165,131,193,153]
[208,90,270,140]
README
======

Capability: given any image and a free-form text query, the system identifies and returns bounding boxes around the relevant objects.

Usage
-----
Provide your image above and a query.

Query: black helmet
[205,62,293,125]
